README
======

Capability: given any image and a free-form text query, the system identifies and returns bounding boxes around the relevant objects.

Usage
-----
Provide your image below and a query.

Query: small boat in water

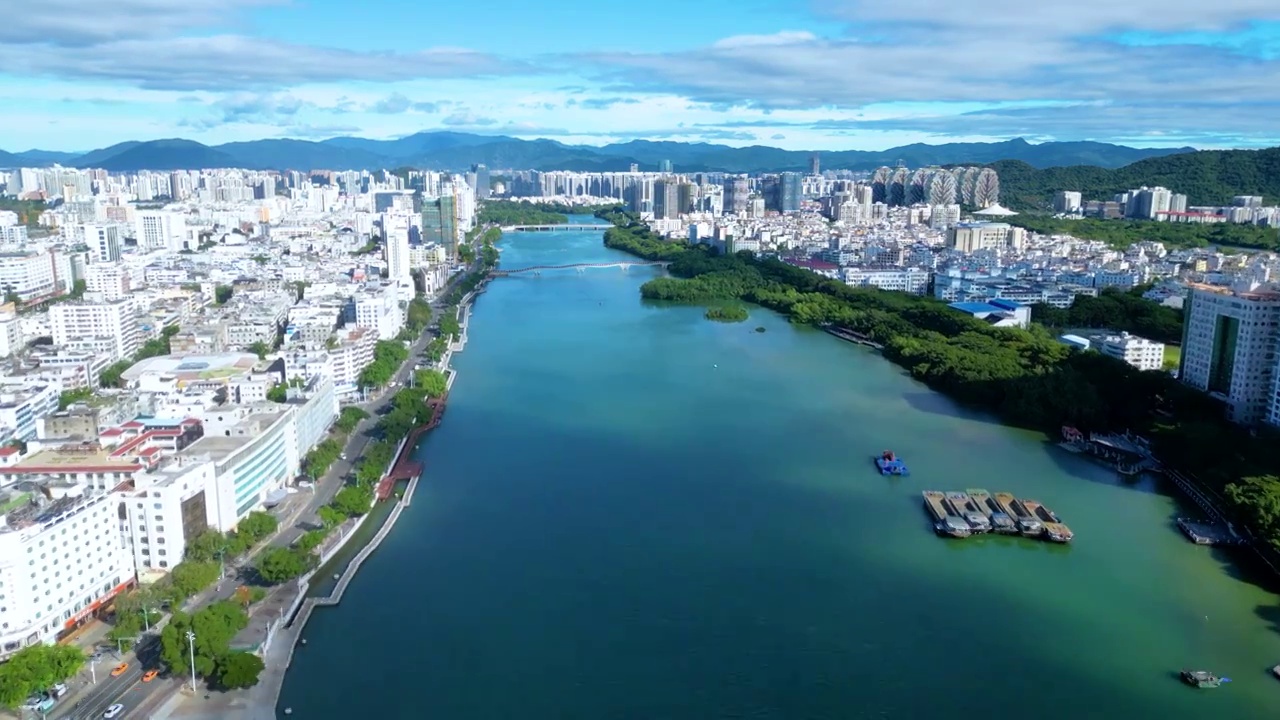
[1180,669,1226,688]
[1271,664,1280,681]
[874,450,909,476]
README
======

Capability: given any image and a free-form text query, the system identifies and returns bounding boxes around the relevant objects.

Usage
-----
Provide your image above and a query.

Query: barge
[922,491,970,538]
[921,491,1073,544]
[1022,499,1074,543]
[945,491,991,533]
[994,492,1043,537]
[968,489,1017,534]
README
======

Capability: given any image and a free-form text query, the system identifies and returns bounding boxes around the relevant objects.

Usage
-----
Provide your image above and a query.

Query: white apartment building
[0,486,133,658]
[345,286,403,340]
[84,264,132,301]
[82,224,122,263]
[0,315,23,358]
[383,216,413,287]
[180,404,300,520]
[134,211,189,252]
[841,267,931,295]
[1098,332,1165,372]
[326,326,377,392]
[946,223,1027,253]
[0,251,64,302]
[50,300,141,362]
[1179,284,1280,426]
[0,384,59,442]
[0,226,28,244]
[122,460,217,582]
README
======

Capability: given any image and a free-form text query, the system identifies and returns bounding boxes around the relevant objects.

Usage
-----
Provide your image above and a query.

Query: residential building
[179,404,300,520]
[1098,332,1165,371]
[49,300,141,362]
[0,251,64,302]
[946,223,1027,253]
[0,383,58,442]
[82,224,122,263]
[1178,283,1280,426]
[134,211,188,252]
[0,485,133,658]
[841,267,931,295]
[84,264,132,301]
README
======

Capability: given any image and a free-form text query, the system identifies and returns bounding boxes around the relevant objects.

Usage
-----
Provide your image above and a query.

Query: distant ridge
[0,132,1195,173]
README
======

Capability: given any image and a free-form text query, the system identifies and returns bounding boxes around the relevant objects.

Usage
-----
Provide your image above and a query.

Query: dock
[1177,517,1245,546]
[968,489,1017,534]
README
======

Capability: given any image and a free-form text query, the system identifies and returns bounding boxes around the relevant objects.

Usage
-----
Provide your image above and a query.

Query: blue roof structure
[949,301,1002,314]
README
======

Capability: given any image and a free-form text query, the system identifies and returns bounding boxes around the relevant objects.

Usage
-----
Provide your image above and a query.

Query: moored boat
[1271,664,1280,681]
[874,450,909,476]
[1180,669,1224,689]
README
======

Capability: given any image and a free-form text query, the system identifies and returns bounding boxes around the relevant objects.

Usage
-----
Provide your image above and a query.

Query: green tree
[169,560,221,599]
[414,369,448,398]
[58,387,93,409]
[236,511,279,544]
[317,505,347,529]
[158,602,249,679]
[335,406,369,432]
[214,285,234,305]
[249,341,271,360]
[266,383,287,402]
[185,530,231,564]
[439,311,461,339]
[215,651,265,690]
[255,547,313,584]
[0,644,85,708]
[296,528,330,552]
[331,485,374,516]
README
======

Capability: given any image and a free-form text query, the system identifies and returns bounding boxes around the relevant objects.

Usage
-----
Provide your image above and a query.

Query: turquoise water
[279,219,1280,718]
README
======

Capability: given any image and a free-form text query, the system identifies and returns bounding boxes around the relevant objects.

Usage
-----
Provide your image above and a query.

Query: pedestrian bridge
[490,261,668,277]
[502,224,614,232]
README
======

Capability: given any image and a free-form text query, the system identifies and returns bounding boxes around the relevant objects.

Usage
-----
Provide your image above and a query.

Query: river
[278,218,1280,718]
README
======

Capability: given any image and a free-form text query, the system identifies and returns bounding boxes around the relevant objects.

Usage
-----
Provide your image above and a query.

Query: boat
[1024,499,1074,543]
[874,450,909,476]
[1271,664,1280,681]
[946,492,990,533]
[922,491,970,538]
[968,489,1015,534]
[1180,670,1225,688]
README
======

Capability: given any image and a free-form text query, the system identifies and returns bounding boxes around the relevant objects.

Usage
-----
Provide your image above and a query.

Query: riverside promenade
[149,283,486,720]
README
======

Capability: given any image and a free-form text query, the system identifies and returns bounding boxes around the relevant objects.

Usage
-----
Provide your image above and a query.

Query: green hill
[994,147,1280,210]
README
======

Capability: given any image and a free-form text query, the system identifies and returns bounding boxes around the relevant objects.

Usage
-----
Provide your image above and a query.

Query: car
[50,683,67,698]
[104,704,125,718]
[142,669,159,682]
[111,662,128,676]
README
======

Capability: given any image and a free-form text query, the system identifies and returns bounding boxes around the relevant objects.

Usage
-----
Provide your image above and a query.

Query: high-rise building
[382,214,413,286]
[809,154,820,176]
[1179,283,1280,426]
[134,211,188,252]
[471,164,491,200]
[1099,332,1165,371]
[654,180,681,220]
[421,196,459,255]
[722,177,749,215]
[83,224,121,263]
[658,159,673,174]
[768,172,803,213]
[1053,191,1083,214]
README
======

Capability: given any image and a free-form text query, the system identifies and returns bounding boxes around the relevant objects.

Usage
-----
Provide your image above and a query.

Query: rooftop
[121,352,260,382]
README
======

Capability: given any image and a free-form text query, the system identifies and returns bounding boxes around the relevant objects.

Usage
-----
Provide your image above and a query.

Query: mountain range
[0,133,1195,174]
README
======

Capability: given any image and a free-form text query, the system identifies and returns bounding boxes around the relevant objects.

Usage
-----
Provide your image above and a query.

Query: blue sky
[2,0,1280,152]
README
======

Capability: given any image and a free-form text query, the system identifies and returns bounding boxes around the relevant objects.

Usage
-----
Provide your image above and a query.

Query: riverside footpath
[148,283,485,720]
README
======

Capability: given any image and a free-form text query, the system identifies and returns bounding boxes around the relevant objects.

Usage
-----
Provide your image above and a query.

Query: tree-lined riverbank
[598,208,1280,551]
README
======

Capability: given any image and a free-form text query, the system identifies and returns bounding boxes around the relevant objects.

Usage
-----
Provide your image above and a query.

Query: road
[75,274,480,720]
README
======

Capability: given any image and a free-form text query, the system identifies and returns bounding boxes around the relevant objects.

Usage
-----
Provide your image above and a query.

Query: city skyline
[5,1,1280,151]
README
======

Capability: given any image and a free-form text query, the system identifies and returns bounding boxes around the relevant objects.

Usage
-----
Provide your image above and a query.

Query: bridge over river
[490,261,669,277]
[502,224,614,232]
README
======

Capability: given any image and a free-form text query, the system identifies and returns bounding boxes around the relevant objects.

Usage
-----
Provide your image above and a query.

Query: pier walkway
[375,395,448,501]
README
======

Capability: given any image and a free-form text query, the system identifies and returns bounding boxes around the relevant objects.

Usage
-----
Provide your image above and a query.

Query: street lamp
[185,630,197,692]
[141,606,154,633]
